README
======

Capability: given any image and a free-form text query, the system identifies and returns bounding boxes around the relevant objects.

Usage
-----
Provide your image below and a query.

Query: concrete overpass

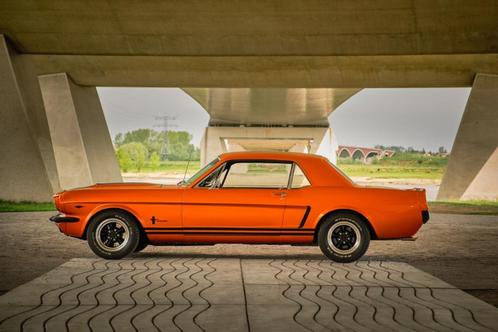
[0,0,497,201]
[184,88,357,164]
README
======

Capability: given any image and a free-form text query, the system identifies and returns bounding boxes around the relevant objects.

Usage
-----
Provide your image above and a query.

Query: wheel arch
[82,207,146,240]
[313,209,378,243]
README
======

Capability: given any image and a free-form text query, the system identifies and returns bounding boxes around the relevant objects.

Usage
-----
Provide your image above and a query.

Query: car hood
[56,182,180,196]
[54,182,182,207]
[89,182,170,190]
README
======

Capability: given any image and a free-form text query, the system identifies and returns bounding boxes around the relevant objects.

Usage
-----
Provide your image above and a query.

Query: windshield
[182,157,220,186]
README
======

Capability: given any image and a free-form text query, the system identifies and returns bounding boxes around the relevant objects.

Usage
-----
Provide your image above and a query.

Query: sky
[98,87,470,152]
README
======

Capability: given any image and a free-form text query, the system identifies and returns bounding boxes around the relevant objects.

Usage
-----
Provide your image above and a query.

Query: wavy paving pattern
[1,259,497,331]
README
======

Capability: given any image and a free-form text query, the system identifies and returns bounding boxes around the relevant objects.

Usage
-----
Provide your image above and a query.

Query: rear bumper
[422,210,430,224]
[49,213,80,223]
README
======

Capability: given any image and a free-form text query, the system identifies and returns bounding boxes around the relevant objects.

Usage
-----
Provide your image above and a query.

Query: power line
[154,116,178,160]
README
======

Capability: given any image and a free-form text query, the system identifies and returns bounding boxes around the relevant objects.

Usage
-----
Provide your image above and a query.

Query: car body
[50,152,429,262]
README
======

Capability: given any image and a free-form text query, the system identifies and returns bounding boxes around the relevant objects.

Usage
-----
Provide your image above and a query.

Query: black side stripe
[143,227,314,231]
[298,206,311,228]
[146,231,313,236]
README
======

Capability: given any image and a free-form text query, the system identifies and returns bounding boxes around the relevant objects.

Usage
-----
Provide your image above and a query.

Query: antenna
[182,148,193,183]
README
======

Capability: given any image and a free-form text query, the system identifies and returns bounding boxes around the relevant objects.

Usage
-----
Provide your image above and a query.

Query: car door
[182,160,292,237]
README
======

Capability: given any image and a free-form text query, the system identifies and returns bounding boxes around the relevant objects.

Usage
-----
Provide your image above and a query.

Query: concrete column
[39,73,121,190]
[438,73,498,201]
[0,36,54,201]
[200,126,330,166]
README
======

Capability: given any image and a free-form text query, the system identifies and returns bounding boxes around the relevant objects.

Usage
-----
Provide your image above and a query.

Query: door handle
[272,191,287,197]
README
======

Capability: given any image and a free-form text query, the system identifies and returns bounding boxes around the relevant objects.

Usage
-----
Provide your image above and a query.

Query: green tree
[118,142,148,172]
[113,128,201,162]
[150,151,160,171]
[122,128,154,145]
[114,133,124,147]
[116,147,133,172]
[156,130,200,161]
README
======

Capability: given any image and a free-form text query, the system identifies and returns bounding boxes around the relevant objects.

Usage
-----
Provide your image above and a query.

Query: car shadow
[129,251,405,261]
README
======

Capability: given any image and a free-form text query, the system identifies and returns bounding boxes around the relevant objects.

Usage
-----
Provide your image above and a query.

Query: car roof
[219,151,327,162]
[214,151,353,187]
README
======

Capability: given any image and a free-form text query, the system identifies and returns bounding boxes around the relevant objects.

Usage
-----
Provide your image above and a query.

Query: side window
[221,162,292,188]
[291,164,311,188]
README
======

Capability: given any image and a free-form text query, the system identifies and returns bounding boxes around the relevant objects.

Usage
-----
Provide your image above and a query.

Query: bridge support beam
[38,73,122,191]
[200,126,332,166]
[438,73,498,201]
[0,36,56,201]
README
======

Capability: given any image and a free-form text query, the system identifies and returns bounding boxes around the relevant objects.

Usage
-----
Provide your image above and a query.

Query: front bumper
[49,213,79,223]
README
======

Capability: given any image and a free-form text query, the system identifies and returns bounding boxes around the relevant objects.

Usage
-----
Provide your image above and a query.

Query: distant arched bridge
[337,145,395,163]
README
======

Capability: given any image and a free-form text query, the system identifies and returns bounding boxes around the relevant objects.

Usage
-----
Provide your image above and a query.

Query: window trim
[289,162,312,189]
[287,163,296,189]
[215,159,294,190]
[193,158,313,190]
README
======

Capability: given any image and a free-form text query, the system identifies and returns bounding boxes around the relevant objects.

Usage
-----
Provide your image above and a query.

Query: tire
[318,212,370,263]
[87,210,140,259]
[134,236,149,253]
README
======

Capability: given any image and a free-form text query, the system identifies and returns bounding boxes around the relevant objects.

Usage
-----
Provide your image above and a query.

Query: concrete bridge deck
[1,258,497,332]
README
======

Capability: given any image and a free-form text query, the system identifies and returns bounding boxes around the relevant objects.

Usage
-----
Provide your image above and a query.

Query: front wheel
[87,211,140,259]
[134,236,149,253]
[318,213,370,263]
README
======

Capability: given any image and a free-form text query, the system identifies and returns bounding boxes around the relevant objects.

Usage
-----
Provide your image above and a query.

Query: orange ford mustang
[50,152,429,262]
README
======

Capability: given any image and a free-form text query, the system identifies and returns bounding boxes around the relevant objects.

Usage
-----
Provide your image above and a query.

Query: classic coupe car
[50,152,429,262]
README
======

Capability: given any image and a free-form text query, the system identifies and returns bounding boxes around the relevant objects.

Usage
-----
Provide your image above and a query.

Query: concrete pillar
[0,36,54,201]
[200,126,330,166]
[39,73,122,190]
[438,73,498,201]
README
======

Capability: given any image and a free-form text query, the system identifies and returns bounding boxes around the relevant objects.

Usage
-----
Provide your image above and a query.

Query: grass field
[0,201,55,212]
[337,164,444,179]
[124,153,447,180]
[337,152,447,179]
[429,200,498,215]
[125,160,201,174]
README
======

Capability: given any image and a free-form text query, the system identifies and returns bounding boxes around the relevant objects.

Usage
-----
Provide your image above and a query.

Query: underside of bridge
[0,1,497,201]
[184,88,357,165]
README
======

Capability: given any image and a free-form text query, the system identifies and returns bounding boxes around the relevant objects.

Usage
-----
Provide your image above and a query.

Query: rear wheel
[318,213,370,263]
[87,211,140,259]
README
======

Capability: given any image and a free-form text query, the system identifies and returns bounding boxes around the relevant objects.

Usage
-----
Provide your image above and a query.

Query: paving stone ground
[0,258,497,332]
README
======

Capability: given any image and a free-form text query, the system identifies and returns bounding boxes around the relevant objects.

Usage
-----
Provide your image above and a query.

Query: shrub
[117,142,148,172]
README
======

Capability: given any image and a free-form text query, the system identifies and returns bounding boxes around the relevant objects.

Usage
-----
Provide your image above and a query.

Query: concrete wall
[461,148,498,201]
[1,35,121,201]
[2,1,497,57]
[438,74,498,201]
[0,37,54,201]
[39,73,121,190]
[200,126,330,166]
[1,1,496,88]
[184,88,359,126]
[16,53,498,89]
